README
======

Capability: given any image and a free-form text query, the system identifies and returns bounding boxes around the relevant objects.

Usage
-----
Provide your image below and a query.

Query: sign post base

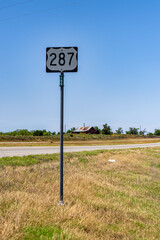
[59,200,64,206]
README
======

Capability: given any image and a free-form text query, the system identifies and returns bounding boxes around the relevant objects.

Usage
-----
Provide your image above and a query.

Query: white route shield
[46,47,78,73]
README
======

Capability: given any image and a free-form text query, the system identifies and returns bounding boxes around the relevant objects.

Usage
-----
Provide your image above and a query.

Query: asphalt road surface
[0,142,160,158]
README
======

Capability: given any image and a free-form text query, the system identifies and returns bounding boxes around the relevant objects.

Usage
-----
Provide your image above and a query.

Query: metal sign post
[46,47,78,205]
[59,72,64,205]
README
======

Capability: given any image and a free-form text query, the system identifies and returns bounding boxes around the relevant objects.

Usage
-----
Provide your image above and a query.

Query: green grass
[0,148,160,168]
[0,150,106,167]
[0,154,59,167]
[23,225,72,240]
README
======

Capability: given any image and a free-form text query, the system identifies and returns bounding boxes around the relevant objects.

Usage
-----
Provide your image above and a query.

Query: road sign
[46,46,78,205]
[46,47,78,73]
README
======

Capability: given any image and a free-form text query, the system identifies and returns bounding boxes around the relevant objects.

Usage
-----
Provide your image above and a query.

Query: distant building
[72,126,98,134]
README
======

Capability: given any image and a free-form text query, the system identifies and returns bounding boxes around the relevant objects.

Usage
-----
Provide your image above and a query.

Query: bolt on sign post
[46,47,78,205]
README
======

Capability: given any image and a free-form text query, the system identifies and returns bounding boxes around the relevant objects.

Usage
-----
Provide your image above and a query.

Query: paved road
[0,142,160,158]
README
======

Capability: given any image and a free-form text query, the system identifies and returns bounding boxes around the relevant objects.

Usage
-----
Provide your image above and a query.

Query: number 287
[50,52,74,66]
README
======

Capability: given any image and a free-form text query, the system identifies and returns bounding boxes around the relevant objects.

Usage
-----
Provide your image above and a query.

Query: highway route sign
[46,47,78,73]
[46,46,78,204]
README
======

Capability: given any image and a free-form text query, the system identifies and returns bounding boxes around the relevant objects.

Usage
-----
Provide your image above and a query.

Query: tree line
[95,124,160,136]
[0,124,160,136]
[0,129,56,136]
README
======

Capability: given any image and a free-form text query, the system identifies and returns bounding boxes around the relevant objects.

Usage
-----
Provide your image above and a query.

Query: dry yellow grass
[0,148,160,239]
[0,137,160,147]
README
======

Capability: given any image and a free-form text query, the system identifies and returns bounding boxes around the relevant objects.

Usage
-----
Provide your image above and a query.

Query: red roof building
[72,126,98,134]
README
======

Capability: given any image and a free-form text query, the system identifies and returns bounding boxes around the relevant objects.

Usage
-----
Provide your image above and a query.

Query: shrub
[126,127,139,135]
[66,127,75,134]
[147,132,153,136]
[102,124,112,135]
[154,129,160,135]
[33,130,43,136]
[94,126,101,134]
[116,127,123,134]
[139,129,146,136]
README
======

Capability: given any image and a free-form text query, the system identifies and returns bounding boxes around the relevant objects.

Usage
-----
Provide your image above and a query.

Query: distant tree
[67,127,75,134]
[30,130,34,136]
[42,129,47,134]
[126,127,139,135]
[44,132,52,136]
[102,124,112,135]
[116,127,123,134]
[42,129,52,136]
[52,132,56,135]
[154,129,160,135]
[94,126,101,134]
[10,129,20,136]
[147,132,153,136]
[18,129,32,136]
[6,129,32,136]
[33,130,43,136]
[139,129,146,136]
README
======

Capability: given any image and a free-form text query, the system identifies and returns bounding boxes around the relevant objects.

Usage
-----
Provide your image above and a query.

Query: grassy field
[0,134,160,147]
[0,148,160,239]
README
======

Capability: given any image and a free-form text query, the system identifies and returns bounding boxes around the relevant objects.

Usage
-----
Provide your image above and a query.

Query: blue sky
[0,0,160,133]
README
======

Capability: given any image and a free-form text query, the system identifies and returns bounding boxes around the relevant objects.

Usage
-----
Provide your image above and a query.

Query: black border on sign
[46,47,78,73]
